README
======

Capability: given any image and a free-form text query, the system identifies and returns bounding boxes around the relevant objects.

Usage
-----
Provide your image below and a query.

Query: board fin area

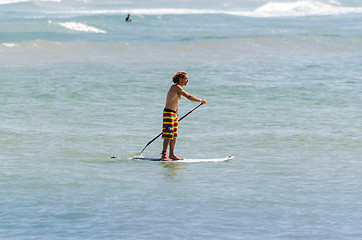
[133,155,234,163]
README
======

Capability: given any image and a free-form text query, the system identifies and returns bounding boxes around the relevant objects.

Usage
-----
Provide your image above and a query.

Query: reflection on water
[161,162,182,178]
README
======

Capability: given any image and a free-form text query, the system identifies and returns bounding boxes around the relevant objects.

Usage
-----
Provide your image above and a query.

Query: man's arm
[176,85,207,104]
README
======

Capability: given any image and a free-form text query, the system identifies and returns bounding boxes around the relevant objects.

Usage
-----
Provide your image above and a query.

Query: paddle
[139,103,204,155]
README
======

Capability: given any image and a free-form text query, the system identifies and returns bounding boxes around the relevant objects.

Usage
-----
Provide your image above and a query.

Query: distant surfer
[161,71,207,161]
[125,14,132,22]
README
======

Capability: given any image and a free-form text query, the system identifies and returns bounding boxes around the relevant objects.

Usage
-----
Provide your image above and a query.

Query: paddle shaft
[140,103,204,154]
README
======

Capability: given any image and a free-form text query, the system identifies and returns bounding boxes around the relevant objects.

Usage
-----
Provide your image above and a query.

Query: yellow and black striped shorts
[162,108,178,140]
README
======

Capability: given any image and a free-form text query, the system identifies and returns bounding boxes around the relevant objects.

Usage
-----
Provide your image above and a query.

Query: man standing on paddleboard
[161,71,207,161]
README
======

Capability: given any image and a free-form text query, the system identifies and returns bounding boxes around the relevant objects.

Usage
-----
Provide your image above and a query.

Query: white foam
[4,0,362,17]
[0,0,61,4]
[250,1,360,17]
[44,2,362,18]
[2,43,18,48]
[45,8,219,16]
[57,22,106,33]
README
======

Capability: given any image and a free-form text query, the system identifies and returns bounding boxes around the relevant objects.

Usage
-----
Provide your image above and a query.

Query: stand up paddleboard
[133,155,234,163]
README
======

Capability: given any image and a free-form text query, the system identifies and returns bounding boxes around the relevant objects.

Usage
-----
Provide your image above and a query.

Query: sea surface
[1,0,362,239]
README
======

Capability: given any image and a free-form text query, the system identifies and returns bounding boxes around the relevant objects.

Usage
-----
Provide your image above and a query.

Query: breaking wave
[56,21,106,33]
[0,0,61,4]
[41,1,362,17]
[249,1,362,17]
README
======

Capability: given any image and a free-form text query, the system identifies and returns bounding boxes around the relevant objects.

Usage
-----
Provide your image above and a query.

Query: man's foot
[161,156,172,161]
[169,155,182,160]
[161,151,172,161]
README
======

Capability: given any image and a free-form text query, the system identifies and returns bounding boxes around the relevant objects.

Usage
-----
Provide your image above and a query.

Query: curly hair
[172,71,187,83]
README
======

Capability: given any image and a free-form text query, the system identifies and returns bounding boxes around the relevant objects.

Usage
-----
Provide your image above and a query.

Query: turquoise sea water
[1,0,362,239]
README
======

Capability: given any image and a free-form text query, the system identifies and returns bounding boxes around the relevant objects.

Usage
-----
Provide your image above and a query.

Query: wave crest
[57,22,106,33]
[252,1,361,17]
[49,2,362,18]
[0,0,61,5]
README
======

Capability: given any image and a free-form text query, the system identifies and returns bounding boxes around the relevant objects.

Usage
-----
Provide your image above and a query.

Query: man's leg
[161,138,171,161]
[169,139,181,160]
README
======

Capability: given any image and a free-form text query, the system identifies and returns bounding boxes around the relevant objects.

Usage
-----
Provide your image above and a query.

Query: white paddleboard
[133,155,234,163]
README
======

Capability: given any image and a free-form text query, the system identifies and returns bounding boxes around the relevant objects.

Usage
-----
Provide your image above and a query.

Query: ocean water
[1,0,362,239]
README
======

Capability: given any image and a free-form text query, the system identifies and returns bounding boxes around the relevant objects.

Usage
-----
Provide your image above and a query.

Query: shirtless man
[161,71,207,161]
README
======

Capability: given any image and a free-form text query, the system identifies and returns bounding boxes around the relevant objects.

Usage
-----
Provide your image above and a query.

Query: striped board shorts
[162,108,178,140]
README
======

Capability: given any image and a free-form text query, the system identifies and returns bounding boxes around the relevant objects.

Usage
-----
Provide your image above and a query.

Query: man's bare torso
[165,84,182,113]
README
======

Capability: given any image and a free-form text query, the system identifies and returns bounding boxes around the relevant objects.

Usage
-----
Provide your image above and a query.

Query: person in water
[161,71,207,161]
[125,14,132,22]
